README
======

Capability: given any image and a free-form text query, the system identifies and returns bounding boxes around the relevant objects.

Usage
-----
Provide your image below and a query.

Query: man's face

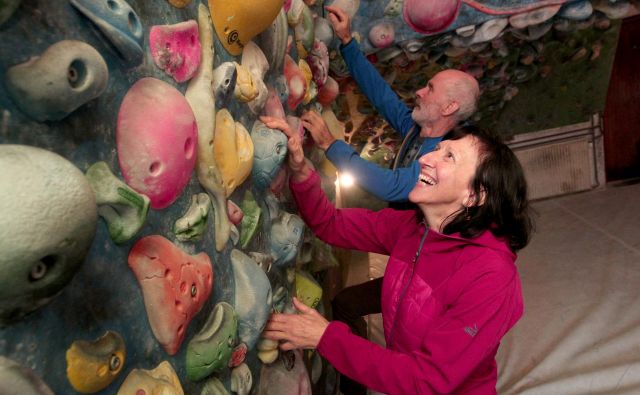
[411,71,454,127]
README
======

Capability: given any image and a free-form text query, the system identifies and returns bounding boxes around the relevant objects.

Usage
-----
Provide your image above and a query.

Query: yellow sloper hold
[234,62,258,103]
[234,121,254,192]
[209,0,285,56]
[257,338,279,364]
[298,58,313,87]
[298,59,317,104]
[295,270,323,309]
[213,109,235,196]
[66,331,126,394]
[213,109,254,197]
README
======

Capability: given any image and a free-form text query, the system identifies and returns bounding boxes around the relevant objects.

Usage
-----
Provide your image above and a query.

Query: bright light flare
[338,172,355,188]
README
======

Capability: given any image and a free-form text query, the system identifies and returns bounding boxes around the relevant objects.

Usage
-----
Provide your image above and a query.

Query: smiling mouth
[419,175,436,186]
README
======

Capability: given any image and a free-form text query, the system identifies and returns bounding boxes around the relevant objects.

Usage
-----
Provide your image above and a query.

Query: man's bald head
[436,69,480,122]
[412,69,480,136]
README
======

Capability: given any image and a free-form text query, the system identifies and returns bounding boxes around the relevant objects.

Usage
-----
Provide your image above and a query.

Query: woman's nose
[418,153,433,167]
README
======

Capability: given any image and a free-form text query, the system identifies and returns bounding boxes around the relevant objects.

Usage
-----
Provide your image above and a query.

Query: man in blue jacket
[301,6,480,203]
[300,6,481,395]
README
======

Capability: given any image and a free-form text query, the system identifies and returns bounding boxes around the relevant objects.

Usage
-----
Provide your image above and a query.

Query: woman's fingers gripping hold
[260,115,307,176]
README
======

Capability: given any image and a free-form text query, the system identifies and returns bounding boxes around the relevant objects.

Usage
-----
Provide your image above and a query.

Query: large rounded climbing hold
[5,40,108,122]
[213,110,254,197]
[255,9,288,72]
[117,77,197,209]
[328,0,360,19]
[257,349,312,394]
[368,21,395,49]
[231,249,272,350]
[0,356,54,395]
[284,54,307,110]
[559,0,593,20]
[70,0,144,67]
[251,120,288,191]
[149,20,202,83]
[509,5,561,29]
[117,361,184,395]
[269,212,305,268]
[0,145,97,325]
[403,0,460,34]
[186,302,238,381]
[66,331,126,393]
[128,235,213,355]
[208,0,285,56]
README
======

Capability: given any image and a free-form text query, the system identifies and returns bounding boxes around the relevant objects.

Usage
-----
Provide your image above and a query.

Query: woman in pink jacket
[262,116,533,395]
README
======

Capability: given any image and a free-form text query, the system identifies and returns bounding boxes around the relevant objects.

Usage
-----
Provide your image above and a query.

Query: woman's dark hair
[441,125,533,251]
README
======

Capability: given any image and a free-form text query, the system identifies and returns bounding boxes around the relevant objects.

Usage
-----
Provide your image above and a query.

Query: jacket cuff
[289,168,320,191]
[339,38,357,53]
[317,321,351,356]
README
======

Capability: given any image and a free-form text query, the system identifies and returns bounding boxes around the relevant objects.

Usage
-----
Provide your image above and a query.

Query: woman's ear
[464,188,486,207]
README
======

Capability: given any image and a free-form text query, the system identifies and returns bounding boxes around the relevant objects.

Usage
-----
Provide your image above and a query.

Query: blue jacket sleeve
[326,140,420,202]
[340,40,414,138]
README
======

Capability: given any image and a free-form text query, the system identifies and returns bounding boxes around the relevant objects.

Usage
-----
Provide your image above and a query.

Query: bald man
[301,6,480,202]
[299,7,481,395]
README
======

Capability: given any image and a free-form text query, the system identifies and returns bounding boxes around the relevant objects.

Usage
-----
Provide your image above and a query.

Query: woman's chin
[408,190,419,203]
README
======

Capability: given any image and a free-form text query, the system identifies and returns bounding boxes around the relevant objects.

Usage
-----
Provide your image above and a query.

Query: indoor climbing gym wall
[0,0,328,393]
[0,0,636,394]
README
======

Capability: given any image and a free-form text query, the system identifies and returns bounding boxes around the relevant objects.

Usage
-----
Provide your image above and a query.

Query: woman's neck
[421,205,459,233]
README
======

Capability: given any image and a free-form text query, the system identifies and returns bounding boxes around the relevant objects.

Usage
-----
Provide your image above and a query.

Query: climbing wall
[0,0,331,393]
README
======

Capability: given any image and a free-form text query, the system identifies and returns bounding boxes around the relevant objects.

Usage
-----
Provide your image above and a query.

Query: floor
[497,179,640,394]
[354,180,640,394]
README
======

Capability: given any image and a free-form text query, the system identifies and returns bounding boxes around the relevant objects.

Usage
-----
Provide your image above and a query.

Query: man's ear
[442,101,460,117]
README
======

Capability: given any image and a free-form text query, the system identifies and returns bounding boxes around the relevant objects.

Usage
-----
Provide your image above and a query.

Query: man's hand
[301,110,336,151]
[262,297,330,350]
[325,5,352,45]
[260,116,311,182]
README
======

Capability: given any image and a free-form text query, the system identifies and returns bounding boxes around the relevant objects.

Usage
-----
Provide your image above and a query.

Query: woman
[261,116,532,395]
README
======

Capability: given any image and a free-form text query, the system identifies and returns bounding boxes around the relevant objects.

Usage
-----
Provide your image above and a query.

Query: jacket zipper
[388,224,429,348]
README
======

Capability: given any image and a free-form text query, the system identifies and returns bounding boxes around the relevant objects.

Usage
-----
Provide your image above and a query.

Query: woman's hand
[260,116,311,182]
[325,6,352,45]
[301,110,336,151]
[262,297,330,351]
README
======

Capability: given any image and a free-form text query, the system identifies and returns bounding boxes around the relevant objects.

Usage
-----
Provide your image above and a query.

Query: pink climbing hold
[403,0,460,34]
[306,39,329,88]
[262,86,286,120]
[284,54,307,111]
[128,235,213,356]
[368,22,395,48]
[117,77,197,209]
[316,76,339,106]
[227,200,244,225]
[149,20,201,83]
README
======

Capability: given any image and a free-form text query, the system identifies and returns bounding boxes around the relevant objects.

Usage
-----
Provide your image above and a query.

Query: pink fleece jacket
[291,171,523,394]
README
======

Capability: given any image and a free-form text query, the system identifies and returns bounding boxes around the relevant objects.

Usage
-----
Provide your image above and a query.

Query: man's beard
[411,102,439,126]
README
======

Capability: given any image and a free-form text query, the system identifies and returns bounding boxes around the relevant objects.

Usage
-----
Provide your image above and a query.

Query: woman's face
[408,134,481,216]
